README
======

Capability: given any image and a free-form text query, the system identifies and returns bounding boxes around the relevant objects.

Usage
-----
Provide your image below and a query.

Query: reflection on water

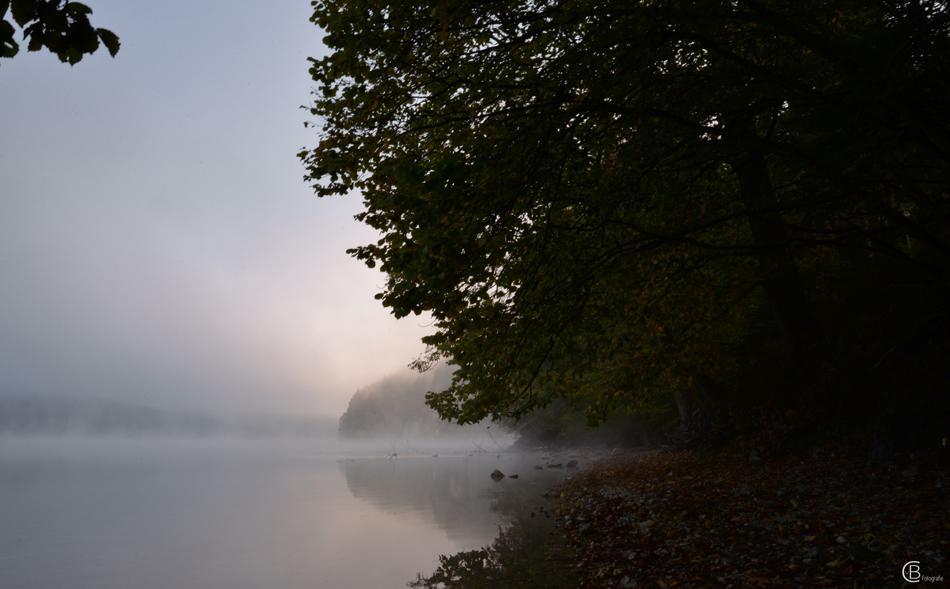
[340,453,565,543]
[0,439,565,589]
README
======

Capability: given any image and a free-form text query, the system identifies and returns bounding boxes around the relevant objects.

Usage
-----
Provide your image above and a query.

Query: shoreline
[408,443,947,587]
[554,447,947,588]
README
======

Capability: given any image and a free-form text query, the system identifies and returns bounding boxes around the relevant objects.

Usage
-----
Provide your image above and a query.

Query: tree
[302,1,950,431]
[1,0,119,65]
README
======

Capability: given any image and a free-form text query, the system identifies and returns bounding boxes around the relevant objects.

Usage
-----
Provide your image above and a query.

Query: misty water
[0,438,565,589]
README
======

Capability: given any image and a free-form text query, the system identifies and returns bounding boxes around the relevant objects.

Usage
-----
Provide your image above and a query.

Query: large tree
[1,0,118,65]
[302,1,949,430]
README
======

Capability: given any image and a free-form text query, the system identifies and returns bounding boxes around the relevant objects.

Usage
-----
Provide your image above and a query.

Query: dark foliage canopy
[1,0,118,65]
[302,1,950,430]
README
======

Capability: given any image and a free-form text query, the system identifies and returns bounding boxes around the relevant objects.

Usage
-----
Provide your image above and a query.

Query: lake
[0,438,565,589]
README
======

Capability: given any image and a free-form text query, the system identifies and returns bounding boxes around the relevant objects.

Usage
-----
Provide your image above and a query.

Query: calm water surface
[0,438,564,589]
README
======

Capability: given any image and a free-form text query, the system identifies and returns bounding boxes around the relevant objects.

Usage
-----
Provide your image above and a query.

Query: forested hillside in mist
[338,365,486,438]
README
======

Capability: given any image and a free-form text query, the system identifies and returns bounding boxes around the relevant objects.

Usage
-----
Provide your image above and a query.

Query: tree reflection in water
[337,453,577,586]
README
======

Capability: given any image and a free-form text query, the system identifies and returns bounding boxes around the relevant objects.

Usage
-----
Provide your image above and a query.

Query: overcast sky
[0,1,430,416]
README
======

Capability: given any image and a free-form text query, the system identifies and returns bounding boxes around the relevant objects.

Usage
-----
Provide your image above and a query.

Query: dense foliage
[1,0,118,65]
[303,1,949,438]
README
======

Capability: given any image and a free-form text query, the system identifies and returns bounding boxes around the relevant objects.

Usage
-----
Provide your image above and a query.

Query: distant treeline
[338,366,660,447]
[339,365,487,439]
[0,397,335,438]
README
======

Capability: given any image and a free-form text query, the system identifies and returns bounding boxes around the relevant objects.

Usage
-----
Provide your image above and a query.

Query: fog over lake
[1,4,489,584]
[0,438,564,589]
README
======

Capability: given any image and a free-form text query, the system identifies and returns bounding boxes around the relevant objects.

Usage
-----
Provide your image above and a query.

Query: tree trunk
[674,389,692,432]
[731,123,812,370]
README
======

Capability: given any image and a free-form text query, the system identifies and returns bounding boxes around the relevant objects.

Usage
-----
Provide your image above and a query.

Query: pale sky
[0,1,430,416]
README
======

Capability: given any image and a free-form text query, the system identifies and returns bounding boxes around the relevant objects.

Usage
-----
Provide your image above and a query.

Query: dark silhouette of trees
[302,1,949,440]
[1,0,118,65]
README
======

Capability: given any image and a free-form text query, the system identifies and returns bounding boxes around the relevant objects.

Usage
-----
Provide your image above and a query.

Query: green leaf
[63,46,82,65]
[25,26,40,51]
[0,19,18,58]
[75,25,99,54]
[10,0,35,27]
[66,2,92,15]
[97,27,117,56]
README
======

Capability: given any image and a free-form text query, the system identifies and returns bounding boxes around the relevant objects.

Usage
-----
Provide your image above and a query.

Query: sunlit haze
[0,0,429,416]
